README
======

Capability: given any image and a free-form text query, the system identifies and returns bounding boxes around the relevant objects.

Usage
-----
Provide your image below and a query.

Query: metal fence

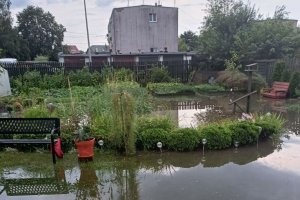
[1,61,198,83]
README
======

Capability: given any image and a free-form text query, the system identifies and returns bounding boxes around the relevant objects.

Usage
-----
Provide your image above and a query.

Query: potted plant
[74,126,95,159]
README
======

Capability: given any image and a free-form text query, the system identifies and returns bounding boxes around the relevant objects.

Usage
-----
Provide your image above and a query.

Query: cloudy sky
[9,0,300,51]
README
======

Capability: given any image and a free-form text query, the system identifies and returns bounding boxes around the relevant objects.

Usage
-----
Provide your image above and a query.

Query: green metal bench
[0,118,60,164]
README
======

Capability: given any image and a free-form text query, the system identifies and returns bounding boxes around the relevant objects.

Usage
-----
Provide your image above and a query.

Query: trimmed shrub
[228,121,260,145]
[199,124,232,150]
[147,82,195,95]
[167,128,200,151]
[137,128,169,150]
[194,84,225,93]
[136,116,175,150]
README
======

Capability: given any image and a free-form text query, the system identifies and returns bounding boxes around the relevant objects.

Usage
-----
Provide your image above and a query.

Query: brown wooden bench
[261,81,289,99]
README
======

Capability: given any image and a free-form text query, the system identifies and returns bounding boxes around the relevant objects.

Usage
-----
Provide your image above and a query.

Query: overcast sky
[10,0,300,51]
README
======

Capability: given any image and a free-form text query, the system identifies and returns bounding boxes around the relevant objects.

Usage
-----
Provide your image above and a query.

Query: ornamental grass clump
[112,92,136,155]
[254,113,285,137]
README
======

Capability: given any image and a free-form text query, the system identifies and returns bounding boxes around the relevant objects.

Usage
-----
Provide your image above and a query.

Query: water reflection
[0,133,299,199]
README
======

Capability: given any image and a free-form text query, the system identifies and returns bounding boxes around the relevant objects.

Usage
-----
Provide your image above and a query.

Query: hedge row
[135,113,284,151]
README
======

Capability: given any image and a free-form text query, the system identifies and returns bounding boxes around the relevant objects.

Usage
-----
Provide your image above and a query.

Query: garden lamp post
[157,142,162,153]
[98,140,104,150]
[245,63,258,113]
[234,141,240,148]
[202,138,207,155]
[257,126,262,148]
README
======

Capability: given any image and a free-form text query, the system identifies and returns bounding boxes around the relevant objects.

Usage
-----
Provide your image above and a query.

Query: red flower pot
[75,138,95,158]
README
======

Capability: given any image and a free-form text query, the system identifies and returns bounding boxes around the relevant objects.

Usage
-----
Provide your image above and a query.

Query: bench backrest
[0,118,60,135]
[272,81,289,91]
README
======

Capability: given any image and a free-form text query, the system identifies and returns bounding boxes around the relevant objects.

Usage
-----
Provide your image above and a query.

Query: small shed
[0,66,12,97]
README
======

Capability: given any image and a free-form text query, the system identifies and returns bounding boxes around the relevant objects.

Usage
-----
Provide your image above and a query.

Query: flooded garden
[1,92,300,200]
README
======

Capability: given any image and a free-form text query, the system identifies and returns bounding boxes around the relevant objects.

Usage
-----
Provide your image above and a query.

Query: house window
[149,13,157,22]
[150,48,158,52]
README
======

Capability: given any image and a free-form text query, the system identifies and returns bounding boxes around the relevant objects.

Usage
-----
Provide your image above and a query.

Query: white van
[0,58,17,64]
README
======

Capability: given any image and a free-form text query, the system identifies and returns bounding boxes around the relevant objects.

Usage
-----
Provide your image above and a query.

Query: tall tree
[198,0,257,67]
[234,6,300,61]
[0,0,30,60]
[17,6,66,60]
[179,31,198,51]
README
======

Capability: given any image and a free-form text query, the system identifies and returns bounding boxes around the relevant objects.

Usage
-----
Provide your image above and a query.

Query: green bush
[147,82,195,95]
[136,116,175,150]
[149,66,172,83]
[228,121,260,145]
[167,128,200,151]
[281,70,291,82]
[255,113,285,137]
[91,114,113,147]
[42,72,66,89]
[194,84,225,93]
[199,124,232,150]
[272,61,285,82]
[289,72,300,97]
[23,106,49,118]
[68,67,94,87]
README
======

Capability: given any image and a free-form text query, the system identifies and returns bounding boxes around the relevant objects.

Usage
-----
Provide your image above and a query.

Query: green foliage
[224,52,242,71]
[68,67,95,87]
[228,121,259,145]
[34,55,49,62]
[255,113,285,136]
[136,116,175,150]
[74,126,91,142]
[272,61,285,82]
[167,128,200,151]
[42,72,66,89]
[0,0,30,60]
[216,70,266,90]
[235,18,300,61]
[199,0,257,66]
[179,30,198,51]
[17,6,65,60]
[91,114,113,141]
[286,104,300,112]
[178,38,188,52]
[281,70,291,82]
[23,71,42,88]
[289,72,300,97]
[147,83,195,95]
[149,66,172,83]
[199,123,232,150]
[112,92,136,155]
[23,106,49,118]
[194,84,225,93]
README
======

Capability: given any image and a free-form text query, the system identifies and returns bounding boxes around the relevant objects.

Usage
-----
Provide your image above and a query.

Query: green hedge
[167,128,200,151]
[199,123,232,150]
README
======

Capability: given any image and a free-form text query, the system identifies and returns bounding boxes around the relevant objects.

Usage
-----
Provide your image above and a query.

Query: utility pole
[84,0,92,65]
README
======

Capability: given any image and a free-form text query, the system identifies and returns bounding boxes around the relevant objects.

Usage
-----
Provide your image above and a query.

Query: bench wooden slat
[0,118,60,135]
[0,139,51,144]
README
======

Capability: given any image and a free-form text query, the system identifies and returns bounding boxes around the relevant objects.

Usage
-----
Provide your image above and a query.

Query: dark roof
[86,45,109,54]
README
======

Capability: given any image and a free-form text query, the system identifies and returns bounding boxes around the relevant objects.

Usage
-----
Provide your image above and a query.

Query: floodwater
[1,93,300,200]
